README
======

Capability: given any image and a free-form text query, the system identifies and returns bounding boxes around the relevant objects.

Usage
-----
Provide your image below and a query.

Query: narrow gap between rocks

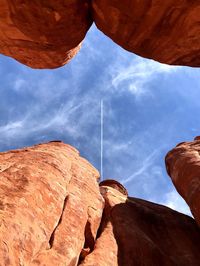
[78,203,108,265]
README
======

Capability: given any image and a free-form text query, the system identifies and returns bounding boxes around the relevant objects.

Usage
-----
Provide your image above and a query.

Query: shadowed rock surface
[166,136,200,227]
[81,183,200,266]
[0,0,200,68]
[0,0,91,68]
[1,142,200,265]
[92,0,200,67]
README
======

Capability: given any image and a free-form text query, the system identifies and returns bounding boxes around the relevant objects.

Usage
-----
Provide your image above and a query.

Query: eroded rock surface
[1,143,200,265]
[0,0,91,68]
[0,141,104,265]
[81,180,200,266]
[166,137,200,227]
[92,0,200,66]
[0,1,200,68]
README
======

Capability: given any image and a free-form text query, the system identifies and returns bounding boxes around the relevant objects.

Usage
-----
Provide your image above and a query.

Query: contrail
[100,100,104,181]
[121,149,158,185]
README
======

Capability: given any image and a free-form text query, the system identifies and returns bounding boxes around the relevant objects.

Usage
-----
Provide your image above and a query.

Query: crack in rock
[48,195,68,249]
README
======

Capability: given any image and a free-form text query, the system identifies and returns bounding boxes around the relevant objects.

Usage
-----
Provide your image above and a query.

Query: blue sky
[0,25,200,215]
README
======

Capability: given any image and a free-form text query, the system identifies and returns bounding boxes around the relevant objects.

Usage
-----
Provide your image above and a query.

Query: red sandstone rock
[1,144,200,265]
[0,0,91,68]
[0,141,104,265]
[166,137,200,227]
[92,0,200,66]
[81,180,200,266]
[0,1,200,68]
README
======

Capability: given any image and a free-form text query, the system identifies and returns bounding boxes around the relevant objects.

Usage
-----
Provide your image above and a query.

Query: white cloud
[13,78,26,91]
[110,56,180,97]
[0,120,25,135]
[0,96,100,143]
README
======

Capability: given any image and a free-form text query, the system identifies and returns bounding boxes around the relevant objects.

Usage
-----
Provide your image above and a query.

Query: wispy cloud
[110,56,180,98]
[0,94,100,141]
[121,149,159,185]
[0,119,26,136]
[162,190,192,216]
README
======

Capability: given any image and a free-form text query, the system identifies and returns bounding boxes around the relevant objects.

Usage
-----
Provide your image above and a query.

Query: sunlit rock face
[0,1,200,68]
[0,143,200,265]
[0,142,104,265]
[0,0,92,68]
[166,137,200,227]
[92,0,200,67]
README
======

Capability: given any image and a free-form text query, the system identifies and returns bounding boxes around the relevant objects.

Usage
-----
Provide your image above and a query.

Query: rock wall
[0,1,199,68]
[81,181,200,266]
[1,142,200,265]
[0,142,104,265]
[166,137,200,227]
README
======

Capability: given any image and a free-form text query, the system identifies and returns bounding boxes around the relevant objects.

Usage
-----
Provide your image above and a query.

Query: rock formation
[0,1,199,68]
[81,180,200,266]
[1,142,200,265]
[166,136,200,227]
[0,0,92,68]
[0,141,104,265]
[92,0,200,67]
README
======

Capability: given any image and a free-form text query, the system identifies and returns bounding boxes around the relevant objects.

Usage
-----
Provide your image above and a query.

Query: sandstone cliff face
[0,1,199,68]
[0,142,104,265]
[166,137,200,227]
[1,142,200,266]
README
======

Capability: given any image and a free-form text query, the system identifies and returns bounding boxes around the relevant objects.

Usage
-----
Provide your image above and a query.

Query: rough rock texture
[81,180,200,266]
[0,0,91,68]
[0,1,200,68]
[1,142,200,265]
[166,136,200,227]
[92,0,200,66]
[0,141,104,265]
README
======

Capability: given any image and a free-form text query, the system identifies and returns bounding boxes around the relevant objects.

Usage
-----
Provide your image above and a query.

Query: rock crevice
[48,195,69,249]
